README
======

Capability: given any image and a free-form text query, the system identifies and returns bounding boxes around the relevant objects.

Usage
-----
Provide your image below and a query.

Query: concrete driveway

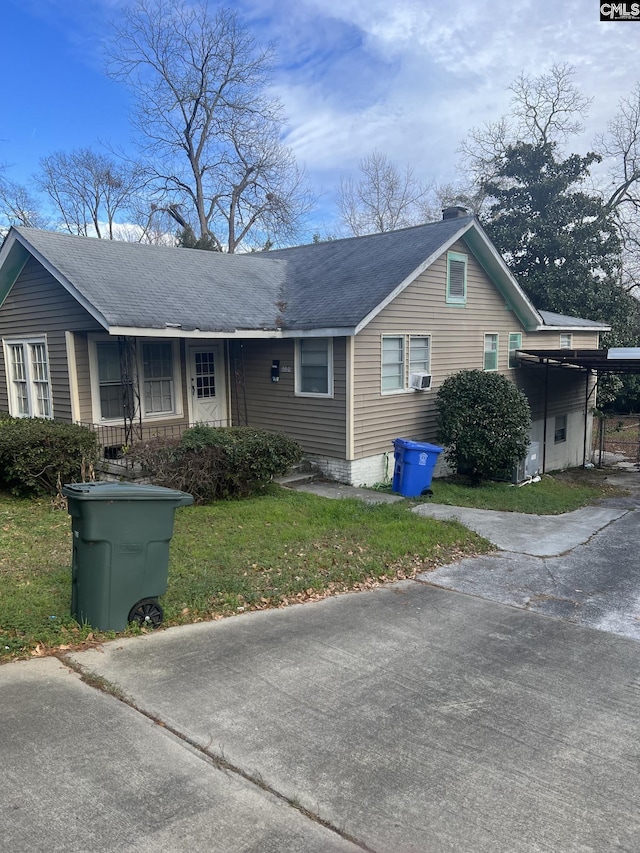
[2,474,640,852]
[415,474,640,642]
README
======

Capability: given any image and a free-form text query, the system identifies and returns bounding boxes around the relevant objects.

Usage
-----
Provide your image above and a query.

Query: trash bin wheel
[128,598,164,628]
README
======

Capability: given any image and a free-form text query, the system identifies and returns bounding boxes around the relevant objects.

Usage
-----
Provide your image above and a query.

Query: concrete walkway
[293,476,629,556]
[412,502,626,556]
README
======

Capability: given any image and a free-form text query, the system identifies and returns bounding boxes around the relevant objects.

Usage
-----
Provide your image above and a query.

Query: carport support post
[583,370,590,468]
[542,361,549,474]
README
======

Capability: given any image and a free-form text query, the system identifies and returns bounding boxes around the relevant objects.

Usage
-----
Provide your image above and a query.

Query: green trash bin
[62,482,194,632]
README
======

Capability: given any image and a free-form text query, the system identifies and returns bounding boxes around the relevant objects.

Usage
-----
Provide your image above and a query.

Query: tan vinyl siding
[516,329,600,424]
[353,238,521,457]
[0,257,103,421]
[520,329,601,351]
[230,338,347,457]
[352,238,602,459]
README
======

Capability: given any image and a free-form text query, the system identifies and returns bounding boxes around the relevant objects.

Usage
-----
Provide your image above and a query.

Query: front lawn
[420,470,621,515]
[0,485,490,662]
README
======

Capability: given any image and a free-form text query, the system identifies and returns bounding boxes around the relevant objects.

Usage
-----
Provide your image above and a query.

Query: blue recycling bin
[392,439,443,497]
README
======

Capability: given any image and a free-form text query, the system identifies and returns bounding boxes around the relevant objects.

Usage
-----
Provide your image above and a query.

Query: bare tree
[457,64,592,211]
[596,83,640,295]
[107,0,312,252]
[338,150,433,236]
[0,173,46,234]
[36,148,147,239]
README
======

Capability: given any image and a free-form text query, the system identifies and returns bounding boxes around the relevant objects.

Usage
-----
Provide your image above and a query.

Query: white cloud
[248,0,640,198]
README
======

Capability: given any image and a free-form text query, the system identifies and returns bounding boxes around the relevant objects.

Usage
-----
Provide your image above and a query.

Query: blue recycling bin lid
[392,438,443,453]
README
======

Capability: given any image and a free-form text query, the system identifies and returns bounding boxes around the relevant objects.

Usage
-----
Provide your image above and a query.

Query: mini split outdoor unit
[512,441,540,484]
[409,372,432,390]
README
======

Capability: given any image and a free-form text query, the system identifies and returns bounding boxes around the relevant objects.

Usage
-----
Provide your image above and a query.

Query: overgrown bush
[436,370,531,484]
[0,417,99,497]
[130,426,303,503]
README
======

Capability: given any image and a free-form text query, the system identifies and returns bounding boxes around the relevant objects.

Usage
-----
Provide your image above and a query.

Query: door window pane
[195,351,216,399]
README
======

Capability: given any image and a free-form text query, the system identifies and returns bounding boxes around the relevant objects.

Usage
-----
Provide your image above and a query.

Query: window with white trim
[508,332,522,369]
[560,333,573,349]
[382,336,405,392]
[446,251,467,305]
[409,336,431,375]
[142,342,175,414]
[96,342,133,421]
[92,338,180,422]
[382,334,431,393]
[484,333,499,371]
[295,338,333,396]
[4,338,53,418]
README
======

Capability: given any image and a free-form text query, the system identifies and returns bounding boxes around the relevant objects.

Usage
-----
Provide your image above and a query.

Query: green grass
[421,471,620,514]
[0,485,490,662]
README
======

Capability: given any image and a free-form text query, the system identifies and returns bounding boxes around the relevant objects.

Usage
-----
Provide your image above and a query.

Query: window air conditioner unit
[409,372,432,391]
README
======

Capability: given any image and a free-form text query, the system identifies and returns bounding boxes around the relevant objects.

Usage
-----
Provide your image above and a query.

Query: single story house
[0,210,608,484]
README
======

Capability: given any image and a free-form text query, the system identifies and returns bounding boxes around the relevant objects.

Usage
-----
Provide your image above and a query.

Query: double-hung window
[4,338,53,418]
[409,336,431,375]
[382,336,405,392]
[93,338,178,421]
[560,333,573,349]
[296,338,333,396]
[382,334,431,392]
[484,333,499,371]
[446,252,467,305]
[142,342,174,414]
[508,333,522,369]
[554,415,567,443]
[96,342,132,420]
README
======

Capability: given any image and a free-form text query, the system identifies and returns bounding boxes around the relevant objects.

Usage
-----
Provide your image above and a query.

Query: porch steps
[275,460,321,490]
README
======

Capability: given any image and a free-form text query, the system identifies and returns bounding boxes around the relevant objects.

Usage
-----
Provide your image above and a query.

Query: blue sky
[2,0,639,236]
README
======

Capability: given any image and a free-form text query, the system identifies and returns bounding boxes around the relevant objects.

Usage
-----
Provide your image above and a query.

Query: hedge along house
[0,212,608,485]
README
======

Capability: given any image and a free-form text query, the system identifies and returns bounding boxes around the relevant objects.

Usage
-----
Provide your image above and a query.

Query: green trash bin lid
[62,482,193,505]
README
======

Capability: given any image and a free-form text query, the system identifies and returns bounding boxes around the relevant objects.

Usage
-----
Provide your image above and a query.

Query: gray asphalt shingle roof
[258,216,476,329]
[14,228,287,332]
[12,218,475,332]
[8,220,606,334]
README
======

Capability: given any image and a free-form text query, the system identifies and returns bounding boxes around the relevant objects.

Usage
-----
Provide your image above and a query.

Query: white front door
[187,344,228,424]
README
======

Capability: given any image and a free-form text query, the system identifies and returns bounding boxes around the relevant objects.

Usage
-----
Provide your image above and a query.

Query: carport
[516,347,640,471]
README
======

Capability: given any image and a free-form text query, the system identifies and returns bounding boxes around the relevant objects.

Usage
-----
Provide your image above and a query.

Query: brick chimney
[442,205,469,220]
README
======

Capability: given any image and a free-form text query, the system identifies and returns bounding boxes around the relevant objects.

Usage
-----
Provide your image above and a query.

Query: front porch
[81,417,232,473]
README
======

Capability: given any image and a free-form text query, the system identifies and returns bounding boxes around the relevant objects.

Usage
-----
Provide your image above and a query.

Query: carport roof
[517,348,640,374]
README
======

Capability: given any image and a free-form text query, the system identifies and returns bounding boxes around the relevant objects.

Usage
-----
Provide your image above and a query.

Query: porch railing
[79,419,233,469]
